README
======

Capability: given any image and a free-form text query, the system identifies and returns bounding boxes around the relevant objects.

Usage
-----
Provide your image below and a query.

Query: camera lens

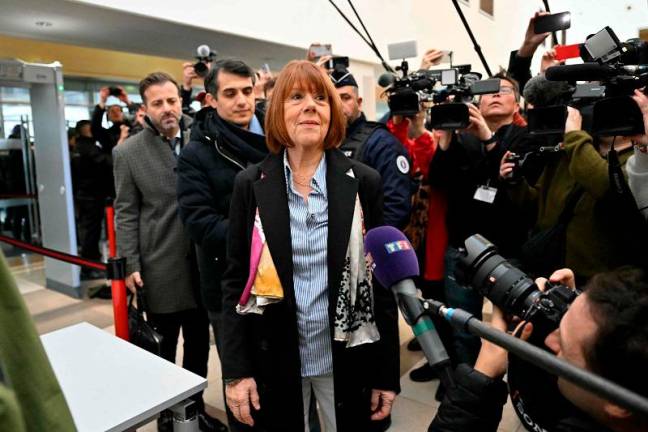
[457,234,541,318]
[194,62,209,78]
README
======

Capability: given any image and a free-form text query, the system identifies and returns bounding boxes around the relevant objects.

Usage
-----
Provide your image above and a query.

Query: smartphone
[534,12,571,34]
[108,87,122,97]
[309,44,332,60]
[554,44,582,61]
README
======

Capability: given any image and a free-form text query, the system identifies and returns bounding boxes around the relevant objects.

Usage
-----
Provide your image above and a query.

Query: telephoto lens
[455,234,541,317]
[455,234,579,338]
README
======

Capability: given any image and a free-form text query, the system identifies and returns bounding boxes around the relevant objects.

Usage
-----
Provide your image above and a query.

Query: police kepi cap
[330,68,358,88]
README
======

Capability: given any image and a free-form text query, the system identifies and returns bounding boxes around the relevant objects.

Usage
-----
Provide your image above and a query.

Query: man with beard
[177,59,268,430]
[113,72,224,432]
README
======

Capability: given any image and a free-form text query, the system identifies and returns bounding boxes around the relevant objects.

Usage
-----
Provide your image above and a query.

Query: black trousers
[149,307,211,411]
[77,197,105,261]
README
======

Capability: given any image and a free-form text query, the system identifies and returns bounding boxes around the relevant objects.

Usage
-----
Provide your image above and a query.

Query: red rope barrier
[0,235,106,271]
[0,231,130,342]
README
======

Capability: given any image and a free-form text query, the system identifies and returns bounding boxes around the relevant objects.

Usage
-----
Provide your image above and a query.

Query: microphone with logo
[365,226,454,388]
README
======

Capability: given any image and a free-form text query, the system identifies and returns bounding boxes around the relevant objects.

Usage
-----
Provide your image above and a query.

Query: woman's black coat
[221,148,401,431]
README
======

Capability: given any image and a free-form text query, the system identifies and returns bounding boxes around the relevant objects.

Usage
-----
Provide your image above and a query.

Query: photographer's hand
[564,107,582,134]
[420,49,444,70]
[474,305,533,378]
[540,49,562,73]
[99,87,110,109]
[315,55,333,73]
[499,151,516,180]
[465,104,493,142]
[182,62,198,91]
[518,12,550,58]
[116,86,130,105]
[630,89,648,147]
[535,268,576,292]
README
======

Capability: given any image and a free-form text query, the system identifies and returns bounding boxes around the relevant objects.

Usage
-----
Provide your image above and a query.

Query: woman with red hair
[221,60,400,431]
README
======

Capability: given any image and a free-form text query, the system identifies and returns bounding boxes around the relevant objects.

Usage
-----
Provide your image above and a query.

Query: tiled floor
[8,246,524,432]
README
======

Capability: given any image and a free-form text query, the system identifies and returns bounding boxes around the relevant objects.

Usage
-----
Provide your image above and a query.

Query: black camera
[456,234,584,430]
[193,44,217,78]
[456,234,579,338]
[545,26,648,136]
[108,86,122,97]
[385,59,437,116]
[429,67,501,130]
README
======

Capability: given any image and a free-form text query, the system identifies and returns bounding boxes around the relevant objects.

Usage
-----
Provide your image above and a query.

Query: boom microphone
[545,63,616,82]
[365,226,453,382]
[378,72,396,88]
[523,75,573,107]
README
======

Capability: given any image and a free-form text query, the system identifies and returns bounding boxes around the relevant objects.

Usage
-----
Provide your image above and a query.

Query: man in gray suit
[113,72,226,432]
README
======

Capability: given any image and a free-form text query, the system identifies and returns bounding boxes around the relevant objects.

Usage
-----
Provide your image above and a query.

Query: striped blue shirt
[283,152,333,377]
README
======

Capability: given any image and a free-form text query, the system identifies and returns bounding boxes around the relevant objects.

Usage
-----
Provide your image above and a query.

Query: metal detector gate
[0,59,80,296]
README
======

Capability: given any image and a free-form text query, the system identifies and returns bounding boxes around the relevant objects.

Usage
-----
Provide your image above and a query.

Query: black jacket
[429,364,612,432]
[221,149,400,431]
[428,124,543,256]
[177,107,268,312]
[343,113,413,229]
[507,50,533,94]
[75,136,114,199]
[91,105,125,152]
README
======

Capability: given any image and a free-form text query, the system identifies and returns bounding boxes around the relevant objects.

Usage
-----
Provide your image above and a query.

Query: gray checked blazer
[112,115,198,314]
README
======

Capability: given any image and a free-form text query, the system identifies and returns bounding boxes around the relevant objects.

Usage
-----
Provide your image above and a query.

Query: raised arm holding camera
[501,106,636,283]
[429,263,648,432]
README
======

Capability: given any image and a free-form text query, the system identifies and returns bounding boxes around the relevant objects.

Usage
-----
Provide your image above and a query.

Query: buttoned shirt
[283,151,332,377]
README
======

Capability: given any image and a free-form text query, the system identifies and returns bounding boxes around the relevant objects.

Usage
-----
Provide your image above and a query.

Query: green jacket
[0,251,75,431]
[509,130,632,279]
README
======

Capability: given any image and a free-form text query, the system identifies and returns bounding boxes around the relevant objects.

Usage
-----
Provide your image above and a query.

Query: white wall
[73,0,416,64]
[71,0,647,110]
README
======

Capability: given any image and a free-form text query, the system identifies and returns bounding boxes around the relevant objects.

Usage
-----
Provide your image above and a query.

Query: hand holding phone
[534,12,571,34]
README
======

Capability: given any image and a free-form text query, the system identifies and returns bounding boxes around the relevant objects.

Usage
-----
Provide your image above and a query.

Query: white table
[41,322,207,432]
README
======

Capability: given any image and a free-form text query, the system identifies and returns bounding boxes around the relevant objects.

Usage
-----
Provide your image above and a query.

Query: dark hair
[75,120,90,131]
[493,71,520,101]
[139,72,179,104]
[584,266,648,398]
[263,77,277,97]
[204,59,256,97]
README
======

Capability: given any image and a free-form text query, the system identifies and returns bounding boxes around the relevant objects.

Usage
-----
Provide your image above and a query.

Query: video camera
[384,59,439,116]
[429,66,501,130]
[383,41,500,121]
[193,44,217,78]
[384,60,501,127]
[537,26,648,137]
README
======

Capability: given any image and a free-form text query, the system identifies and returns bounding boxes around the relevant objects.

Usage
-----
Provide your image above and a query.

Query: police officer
[332,68,413,229]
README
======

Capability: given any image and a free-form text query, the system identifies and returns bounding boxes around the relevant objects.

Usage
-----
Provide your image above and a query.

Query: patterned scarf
[236,169,380,348]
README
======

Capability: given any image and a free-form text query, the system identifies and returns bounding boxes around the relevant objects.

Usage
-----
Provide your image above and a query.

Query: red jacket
[387,119,448,281]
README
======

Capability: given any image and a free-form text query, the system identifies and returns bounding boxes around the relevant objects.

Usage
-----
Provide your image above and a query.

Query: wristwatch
[481,132,497,145]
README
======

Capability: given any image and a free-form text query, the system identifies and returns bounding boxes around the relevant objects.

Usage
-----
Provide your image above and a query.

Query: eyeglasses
[498,86,515,95]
